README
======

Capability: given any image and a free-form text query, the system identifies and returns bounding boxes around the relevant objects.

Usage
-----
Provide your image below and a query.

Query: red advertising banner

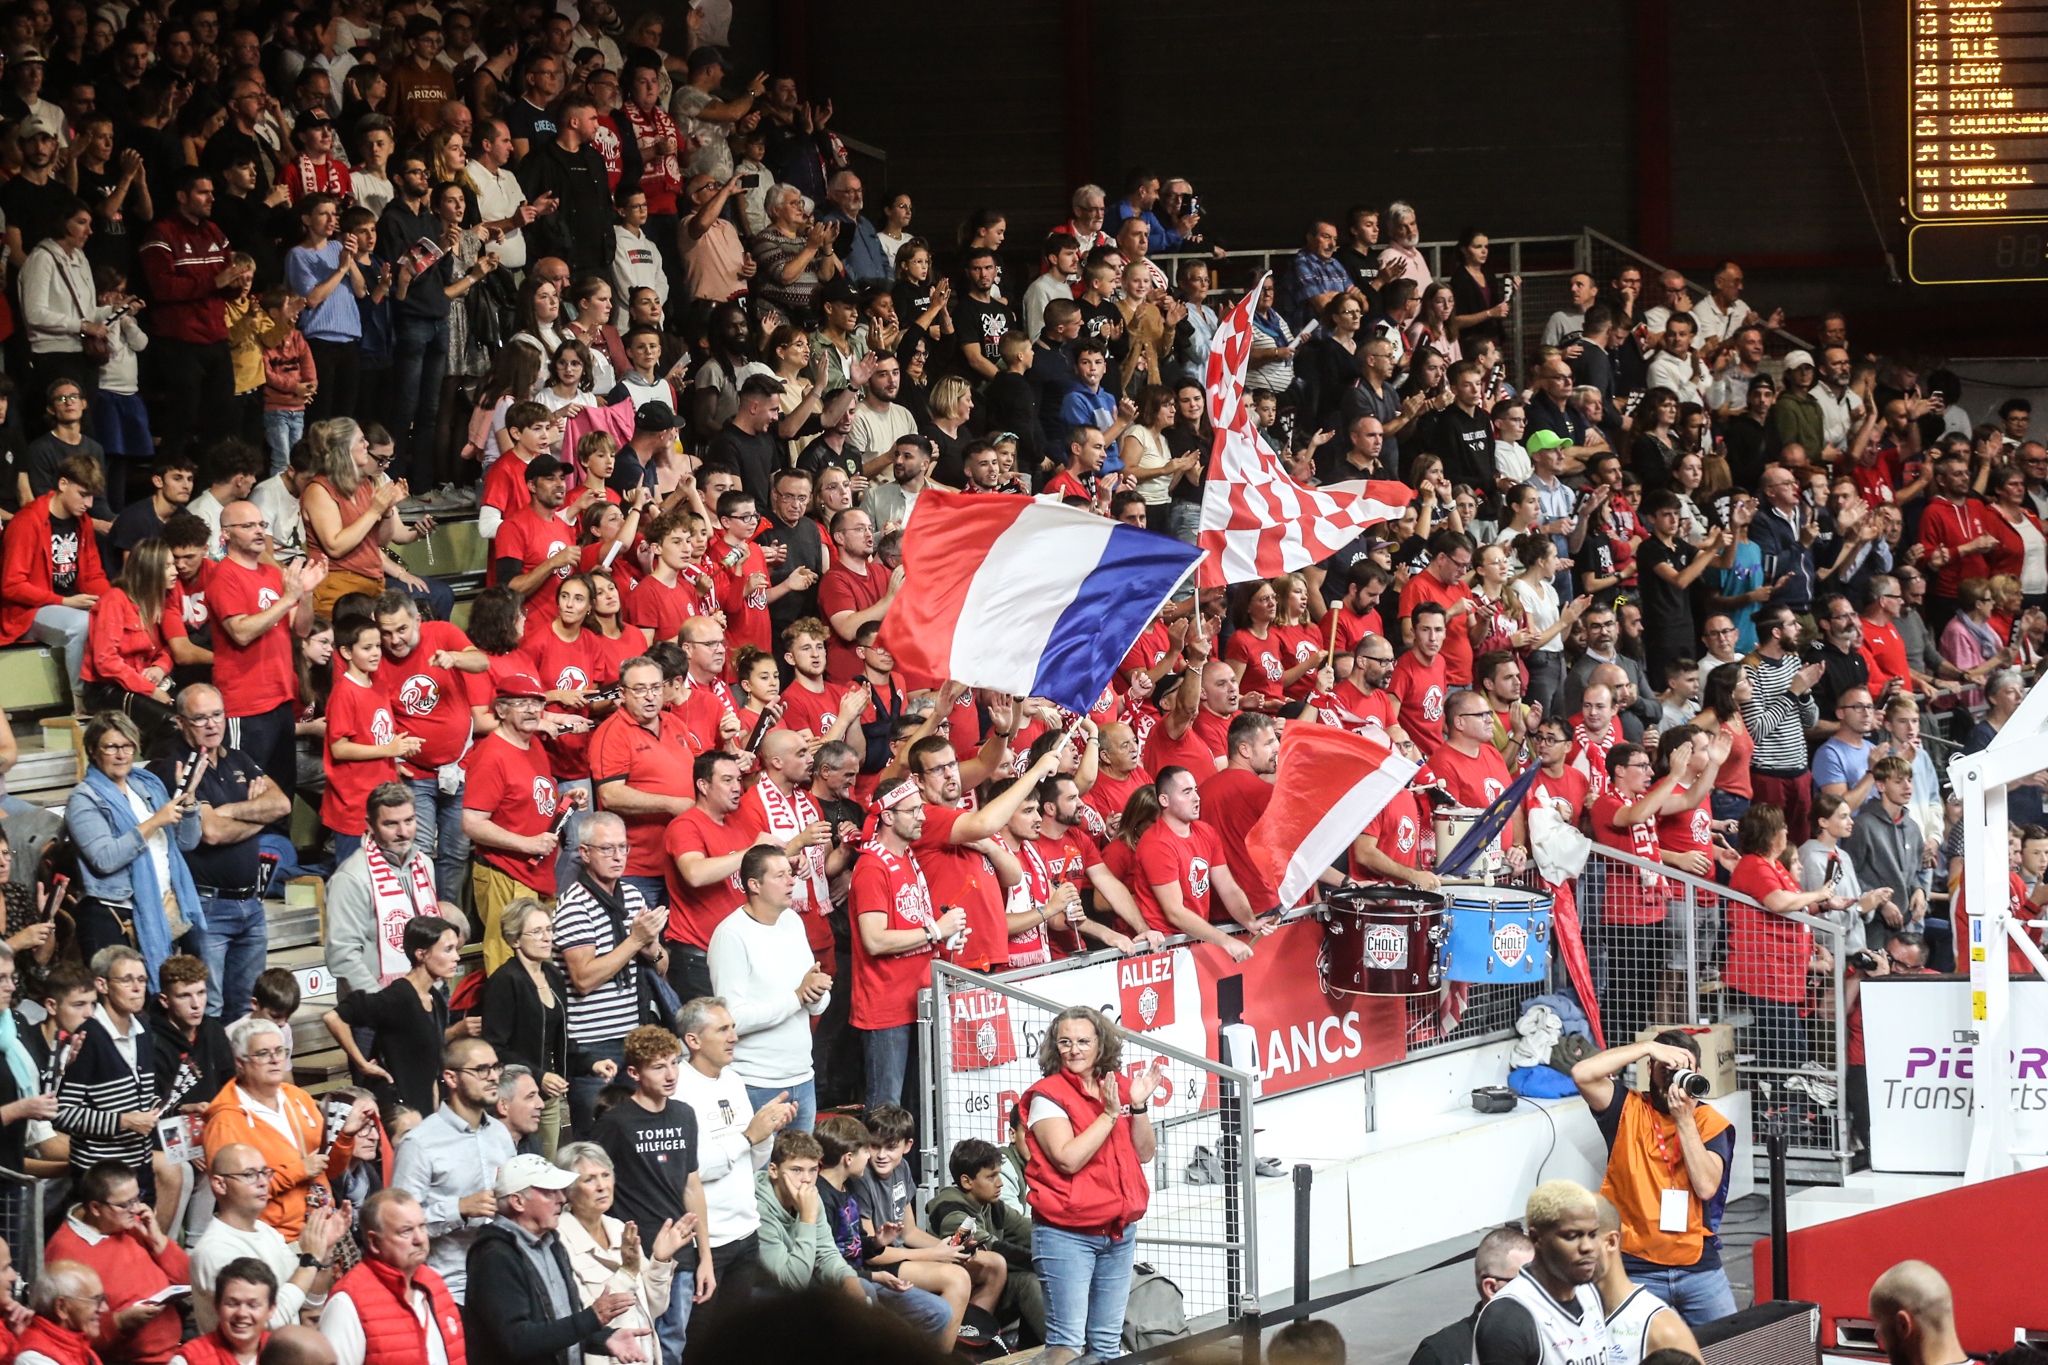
[1117,952,1178,1032]
[948,986,1020,1071]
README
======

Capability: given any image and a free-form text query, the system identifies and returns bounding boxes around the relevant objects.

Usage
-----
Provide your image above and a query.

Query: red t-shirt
[209,557,295,716]
[914,802,1007,971]
[1352,788,1425,877]
[1078,766,1151,841]
[378,621,486,773]
[1389,650,1450,758]
[1850,447,1904,505]
[1225,627,1289,703]
[1032,827,1102,897]
[520,624,617,781]
[1198,766,1277,911]
[1132,819,1229,934]
[497,506,577,621]
[1320,604,1382,658]
[1590,790,1667,925]
[662,806,751,948]
[1725,855,1814,1003]
[849,844,937,1029]
[776,677,848,741]
[1120,619,1175,680]
[1277,623,1325,699]
[1311,678,1399,736]
[463,730,562,893]
[1430,741,1511,813]
[1043,468,1092,502]
[1953,867,2040,977]
[1102,836,1140,890]
[1860,615,1911,694]
[323,671,396,834]
[676,677,738,756]
[590,710,696,876]
[1398,571,1475,685]
[710,540,772,658]
[1145,718,1216,779]
[1525,765,1591,826]
[817,561,889,681]
[624,572,704,645]
[580,537,642,594]
[1657,786,1715,880]
[169,563,210,639]
[481,451,533,536]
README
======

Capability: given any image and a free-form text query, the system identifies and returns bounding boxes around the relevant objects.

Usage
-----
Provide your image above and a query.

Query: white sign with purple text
[1861,978,2048,1174]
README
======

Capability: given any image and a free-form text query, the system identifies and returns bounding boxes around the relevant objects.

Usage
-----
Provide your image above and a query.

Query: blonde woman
[426,126,467,187]
[300,417,404,615]
[1114,260,1185,395]
[923,374,973,483]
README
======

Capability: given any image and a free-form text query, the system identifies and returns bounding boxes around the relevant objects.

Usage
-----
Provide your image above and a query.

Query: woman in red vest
[168,1258,271,1365]
[1021,1005,1168,1365]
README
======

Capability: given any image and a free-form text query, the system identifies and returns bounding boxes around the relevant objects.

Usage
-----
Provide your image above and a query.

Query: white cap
[495,1153,577,1197]
[1782,349,1815,371]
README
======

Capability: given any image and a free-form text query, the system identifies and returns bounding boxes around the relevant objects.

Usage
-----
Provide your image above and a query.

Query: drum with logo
[1441,885,1554,983]
[1318,885,1446,996]
[1433,806,1501,878]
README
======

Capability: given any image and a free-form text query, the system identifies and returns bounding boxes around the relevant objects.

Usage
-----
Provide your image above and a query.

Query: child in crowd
[479,401,557,540]
[810,1114,957,1343]
[927,1137,1046,1344]
[90,265,153,470]
[573,432,624,508]
[232,967,302,1053]
[223,252,284,446]
[853,1105,1010,1329]
[611,324,682,409]
[322,619,422,862]
[259,287,318,477]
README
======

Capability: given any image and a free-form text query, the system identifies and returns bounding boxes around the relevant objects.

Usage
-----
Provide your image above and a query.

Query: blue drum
[1441,886,1553,983]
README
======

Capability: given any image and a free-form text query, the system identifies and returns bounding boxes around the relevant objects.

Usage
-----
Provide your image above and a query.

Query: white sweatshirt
[706,905,830,1088]
[671,1061,766,1246]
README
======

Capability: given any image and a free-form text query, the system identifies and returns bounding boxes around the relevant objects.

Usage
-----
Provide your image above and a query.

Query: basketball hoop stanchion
[1949,677,2048,1182]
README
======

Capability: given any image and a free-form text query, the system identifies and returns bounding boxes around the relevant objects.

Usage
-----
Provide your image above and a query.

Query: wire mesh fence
[922,961,1260,1326]
[0,1169,44,1285]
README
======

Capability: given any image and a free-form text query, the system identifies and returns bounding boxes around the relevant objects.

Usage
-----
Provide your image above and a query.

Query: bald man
[1870,1261,1966,1365]
[736,729,847,966]
[531,256,570,292]
[262,1324,339,1365]
[1080,720,1151,837]
[1146,659,1238,776]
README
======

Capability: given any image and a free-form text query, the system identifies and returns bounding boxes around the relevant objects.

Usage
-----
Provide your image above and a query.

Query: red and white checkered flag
[1198,275,1415,587]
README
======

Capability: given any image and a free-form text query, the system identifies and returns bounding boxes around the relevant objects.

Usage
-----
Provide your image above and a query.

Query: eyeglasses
[585,843,630,856]
[222,1165,276,1184]
[97,741,135,756]
[455,1062,504,1077]
[722,511,760,523]
[621,682,664,696]
[184,710,226,724]
[684,638,726,649]
[52,393,82,403]
[244,1045,290,1062]
[222,519,268,530]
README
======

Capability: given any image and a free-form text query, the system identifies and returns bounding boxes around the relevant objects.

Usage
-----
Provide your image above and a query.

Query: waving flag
[880,488,1201,713]
[1199,274,1414,586]
[1247,721,1418,911]
[1436,762,1543,877]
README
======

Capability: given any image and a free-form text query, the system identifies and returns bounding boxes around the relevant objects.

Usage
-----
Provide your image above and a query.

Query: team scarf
[754,776,831,913]
[365,840,438,986]
[1002,838,1061,965]
[1570,717,1622,799]
[287,155,351,201]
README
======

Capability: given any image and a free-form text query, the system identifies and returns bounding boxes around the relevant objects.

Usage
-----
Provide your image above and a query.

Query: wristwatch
[297,1253,330,1270]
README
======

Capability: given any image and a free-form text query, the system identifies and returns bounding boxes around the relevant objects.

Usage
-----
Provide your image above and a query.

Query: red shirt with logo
[1352,788,1425,876]
[480,452,534,539]
[1320,604,1383,658]
[1225,627,1289,704]
[1397,571,1475,684]
[590,709,696,876]
[849,844,937,1029]
[914,802,1007,971]
[710,540,772,658]
[1389,650,1450,759]
[1079,766,1151,841]
[497,506,577,621]
[776,677,849,741]
[662,807,751,948]
[1277,623,1325,699]
[1591,790,1667,925]
[817,561,890,681]
[209,557,296,716]
[624,572,706,645]
[1525,764,1591,826]
[1198,766,1277,911]
[1430,741,1511,814]
[520,625,618,781]
[168,564,210,640]
[1657,786,1716,885]
[378,622,486,774]
[1860,614,1910,694]
[323,671,396,834]
[463,730,562,893]
[1725,855,1814,1002]
[1032,826,1102,899]
[1132,819,1229,934]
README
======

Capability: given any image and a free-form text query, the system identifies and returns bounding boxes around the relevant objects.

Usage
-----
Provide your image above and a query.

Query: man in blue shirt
[1107,167,1185,251]
[1278,220,1356,330]
[818,169,889,287]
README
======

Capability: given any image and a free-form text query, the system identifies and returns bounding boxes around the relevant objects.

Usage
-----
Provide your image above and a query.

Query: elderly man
[555,811,668,1132]
[149,684,288,1017]
[190,1141,349,1330]
[201,1016,372,1242]
[45,1162,191,1364]
[325,783,460,1000]
[18,1263,114,1365]
[817,170,886,287]
[391,1037,519,1302]
[319,1190,464,1365]
[1375,200,1431,289]
[463,1153,648,1365]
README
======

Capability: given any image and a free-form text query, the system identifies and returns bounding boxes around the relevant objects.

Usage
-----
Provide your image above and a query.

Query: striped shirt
[1740,651,1818,774]
[55,1006,156,1176]
[555,874,652,1046]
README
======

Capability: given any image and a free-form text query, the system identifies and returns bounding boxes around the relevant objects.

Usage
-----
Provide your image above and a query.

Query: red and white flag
[1198,275,1415,587]
[1247,721,1418,910]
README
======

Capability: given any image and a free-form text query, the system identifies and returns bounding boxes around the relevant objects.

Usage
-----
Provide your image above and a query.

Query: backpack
[1121,1263,1187,1353]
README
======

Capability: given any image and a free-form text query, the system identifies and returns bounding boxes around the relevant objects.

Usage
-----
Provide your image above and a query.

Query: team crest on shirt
[1396,816,1418,853]
[398,674,439,715]
[1188,857,1211,899]
[1422,686,1445,721]
[369,708,394,745]
[533,777,558,816]
[555,666,589,690]
[1261,653,1282,681]
[1483,778,1505,802]
[256,587,281,611]
[546,540,572,579]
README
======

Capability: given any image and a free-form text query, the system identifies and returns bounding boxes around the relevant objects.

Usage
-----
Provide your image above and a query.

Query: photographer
[1567,1032,1736,1324]
[1845,929,1937,1154]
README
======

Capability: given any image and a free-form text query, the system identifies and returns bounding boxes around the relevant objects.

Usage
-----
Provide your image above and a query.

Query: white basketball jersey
[1604,1285,1672,1365]
[1474,1269,1614,1365]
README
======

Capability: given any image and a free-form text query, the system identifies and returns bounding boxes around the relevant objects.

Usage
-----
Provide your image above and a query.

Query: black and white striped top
[1740,651,1819,775]
[555,874,654,1047]
[55,1008,156,1176]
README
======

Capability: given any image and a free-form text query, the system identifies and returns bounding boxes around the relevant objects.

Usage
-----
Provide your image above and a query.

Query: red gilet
[1022,1067,1151,1237]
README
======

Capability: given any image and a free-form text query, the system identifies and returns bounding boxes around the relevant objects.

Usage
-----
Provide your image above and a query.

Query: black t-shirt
[0,428,25,514]
[760,512,825,633]
[0,174,74,254]
[149,740,265,889]
[891,278,936,328]
[502,98,554,154]
[335,979,450,1117]
[1804,640,1870,723]
[27,432,107,502]
[108,498,170,571]
[120,124,188,225]
[47,514,80,596]
[796,434,860,484]
[1424,404,1496,491]
[708,423,778,509]
[952,294,1013,373]
[1578,525,1621,609]
[1332,244,1381,301]
[1470,1295,1554,1365]
[592,1096,700,1256]
[1634,535,1694,640]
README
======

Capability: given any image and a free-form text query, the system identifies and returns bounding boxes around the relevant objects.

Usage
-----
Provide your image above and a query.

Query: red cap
[495,671,547,700]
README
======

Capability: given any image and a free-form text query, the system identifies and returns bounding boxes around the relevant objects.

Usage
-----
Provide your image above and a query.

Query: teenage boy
[108,453,199,570]
[927,1137,1046,1343]
[479,400,555,543]
[853,1104,1008,1322]
[626,509,712,646]
[591,1025,714,1363]
[809,1115,957,1345]
[776,617,868,746]
[711,488,813,658]
[494,455,582,620]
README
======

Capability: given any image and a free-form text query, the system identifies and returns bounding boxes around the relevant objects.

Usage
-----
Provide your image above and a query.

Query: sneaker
[1184,1145,1225,1185]
[398,495,432,514]
[432,483,479,510]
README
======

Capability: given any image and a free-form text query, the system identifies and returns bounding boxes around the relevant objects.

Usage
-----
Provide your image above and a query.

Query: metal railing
[0,1168,44,1284]
[921,960,1261,1326]
[1580,843,1852,1184]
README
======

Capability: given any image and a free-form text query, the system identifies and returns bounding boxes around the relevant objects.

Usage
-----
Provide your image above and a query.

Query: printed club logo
[1422,686,1444,721]
[399,674,440,715]
[369,708,395,746]
[1188,857,1212,900]
[532,777,558,817]
[1261,653,1283,682]
[948,988,1016,1071]
[555,665,590,690]
[1492,921,1529,969]
[1395,816,1418,854]
[1118,952,1176,1031]
[1362,923,1408,970]
[256,587,281,611]
[546,540,572,579]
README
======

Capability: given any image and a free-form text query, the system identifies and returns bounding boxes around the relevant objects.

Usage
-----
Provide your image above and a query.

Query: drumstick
[1324,604,1341,667]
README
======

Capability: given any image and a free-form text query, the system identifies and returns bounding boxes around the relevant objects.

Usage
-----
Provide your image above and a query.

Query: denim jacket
[63,767,202,910]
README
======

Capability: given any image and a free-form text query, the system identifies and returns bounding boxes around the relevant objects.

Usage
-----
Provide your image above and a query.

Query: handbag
[46,247,110,365]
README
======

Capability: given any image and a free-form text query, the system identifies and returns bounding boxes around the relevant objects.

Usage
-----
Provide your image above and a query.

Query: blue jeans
[262,408,305,477]
[745,1079,816,1133]
[198,895,267,1018]
[862,1024,917,1112]
[391,313,450,482]
[862,1278,952,1339]
[1630,1261,1738,1325]
[335,831,363,864]
[1033,1221,1138,1356]
[29,604,90,710]
[656,1267,692,1365]
[406,776,471,905]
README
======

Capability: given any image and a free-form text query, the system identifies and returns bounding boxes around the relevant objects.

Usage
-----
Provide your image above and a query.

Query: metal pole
[1293,1164,1313,1304]
[1220,1076,1244,1320]
[1768,1129,1790,1303]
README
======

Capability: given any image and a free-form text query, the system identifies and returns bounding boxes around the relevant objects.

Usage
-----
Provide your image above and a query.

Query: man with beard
[1310,634,1399,735]
[1567,1033,1737,1324]
[1472,1180,1614,1365]
[322,783,461,1000]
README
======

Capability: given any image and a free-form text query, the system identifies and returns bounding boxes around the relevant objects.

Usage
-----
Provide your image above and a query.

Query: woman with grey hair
[299,416,406,615]
[750,181,840,322]
[481,897,614,1159]
[554,1139,682,1342]
[64,710,204,982]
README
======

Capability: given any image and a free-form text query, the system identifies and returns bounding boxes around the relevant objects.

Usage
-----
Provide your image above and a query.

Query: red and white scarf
[756,777,830,914]
[1003,838,1058,966]
[366,841,437,987]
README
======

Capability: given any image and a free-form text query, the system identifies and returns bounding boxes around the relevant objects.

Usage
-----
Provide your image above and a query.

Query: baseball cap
[1782,349,1816,371]
[495,1152,576,1196]
[1524,430,1570,455]
[634,400,678,433]
[521,453,565,482]
[686,45,725,74]
[14,119,53,143]
[494,671,547,701]
[818,276,858,308]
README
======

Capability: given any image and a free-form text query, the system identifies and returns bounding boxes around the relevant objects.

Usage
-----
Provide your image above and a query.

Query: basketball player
[1472,1180,1615,1365]
[1594,1198,1700,1365]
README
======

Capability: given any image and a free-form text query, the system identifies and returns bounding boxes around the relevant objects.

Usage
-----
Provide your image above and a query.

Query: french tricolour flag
[880,488,1202,714]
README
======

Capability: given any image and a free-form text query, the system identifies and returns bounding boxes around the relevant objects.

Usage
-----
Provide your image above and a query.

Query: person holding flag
[1347,727,1439,890]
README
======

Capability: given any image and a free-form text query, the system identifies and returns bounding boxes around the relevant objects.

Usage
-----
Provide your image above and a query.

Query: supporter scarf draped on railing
[1197,273,1416,587]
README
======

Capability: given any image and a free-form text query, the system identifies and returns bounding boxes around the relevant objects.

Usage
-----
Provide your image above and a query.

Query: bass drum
[1319,884,1447,996]
[1441,885,1554,983]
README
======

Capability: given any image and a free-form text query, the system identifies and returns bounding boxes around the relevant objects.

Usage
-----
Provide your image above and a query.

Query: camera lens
[1672,1068,1711,1098]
